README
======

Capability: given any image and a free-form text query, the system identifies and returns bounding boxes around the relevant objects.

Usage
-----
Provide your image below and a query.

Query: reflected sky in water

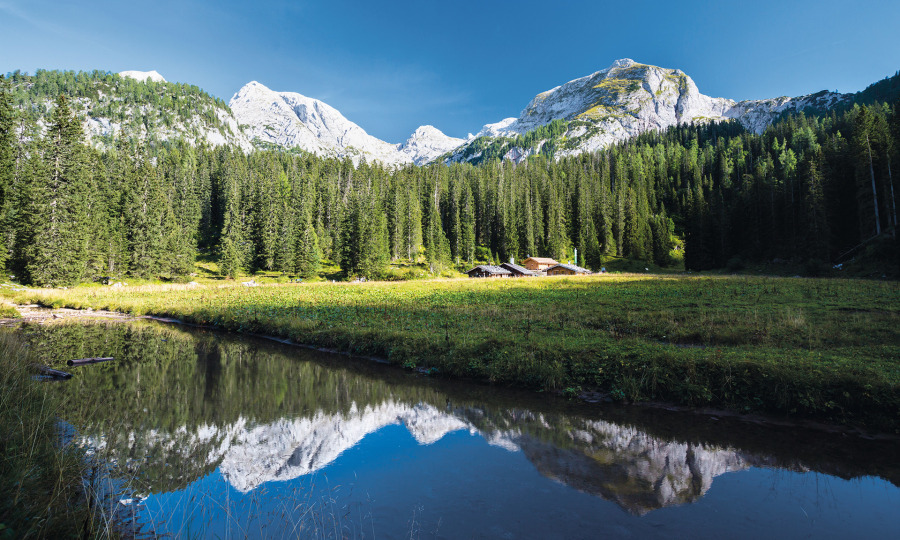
[17,321,900,539]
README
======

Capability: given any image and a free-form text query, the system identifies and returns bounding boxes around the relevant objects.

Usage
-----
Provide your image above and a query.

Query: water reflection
[17,321,900,530]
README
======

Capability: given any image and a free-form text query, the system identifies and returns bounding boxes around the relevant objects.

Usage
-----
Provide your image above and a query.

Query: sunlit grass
[5,274,899,430]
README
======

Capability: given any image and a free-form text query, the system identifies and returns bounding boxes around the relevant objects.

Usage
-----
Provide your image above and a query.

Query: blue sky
[2,0,899,142]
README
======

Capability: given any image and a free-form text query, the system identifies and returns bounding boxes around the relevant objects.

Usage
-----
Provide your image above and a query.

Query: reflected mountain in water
[19,321,897,516]
[75,398,751,514]
[220,401,469,492]
[512,421,750,514]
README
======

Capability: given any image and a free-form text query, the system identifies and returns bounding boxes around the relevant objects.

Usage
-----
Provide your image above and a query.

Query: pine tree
[460,181,476,263]
[649,212,674,267]
[803,150,830,260]
[405,179,423,261]
[124,157,166,278]
[0,76,15,270]
[294,213,321,278]
[26,95,93,286]
[359,207,389,277]
[218,152,248,279]
[424,185,451,273]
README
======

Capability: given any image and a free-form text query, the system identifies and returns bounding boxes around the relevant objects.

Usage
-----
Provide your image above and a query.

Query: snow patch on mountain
[229,81,464,166]
[119,70,166,83]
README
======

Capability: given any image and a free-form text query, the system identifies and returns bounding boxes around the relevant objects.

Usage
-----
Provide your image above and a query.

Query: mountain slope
[229,81,464,165]
[7,69,251,150]
[449,58,847,163]
[10,61,886,165]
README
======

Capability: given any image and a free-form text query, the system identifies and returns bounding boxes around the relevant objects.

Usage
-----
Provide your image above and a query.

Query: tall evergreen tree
[26,95,93,286]
[294,213,321,278]
[0,76,15,270]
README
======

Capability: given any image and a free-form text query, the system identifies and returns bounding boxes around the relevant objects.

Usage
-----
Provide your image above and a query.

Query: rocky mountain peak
[230,82,465,166]
[609,58,636,69]
[399,125,465,165]
[456,59,849,163]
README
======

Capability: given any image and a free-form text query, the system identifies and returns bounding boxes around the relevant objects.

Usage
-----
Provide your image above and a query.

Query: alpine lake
[14,319,900,539]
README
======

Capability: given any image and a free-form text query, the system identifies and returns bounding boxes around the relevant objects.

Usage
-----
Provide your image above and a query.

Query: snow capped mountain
[453,58,847,162]
[118,70,167,83]
[23,61,857,164]
[398,125,466,165]
[229,81,464,166]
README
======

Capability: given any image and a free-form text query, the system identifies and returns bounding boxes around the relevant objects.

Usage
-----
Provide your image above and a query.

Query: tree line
[0,75,897,287]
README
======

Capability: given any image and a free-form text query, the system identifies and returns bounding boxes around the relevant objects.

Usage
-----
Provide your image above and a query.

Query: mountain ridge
[449,58,848,163]
[229,80,464,165]
[9,60,895,165]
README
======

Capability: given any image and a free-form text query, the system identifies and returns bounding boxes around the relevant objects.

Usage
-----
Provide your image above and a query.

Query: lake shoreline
[7,301,898,441]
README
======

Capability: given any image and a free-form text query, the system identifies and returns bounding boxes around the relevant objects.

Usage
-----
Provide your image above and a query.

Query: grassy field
[5,274,899,432]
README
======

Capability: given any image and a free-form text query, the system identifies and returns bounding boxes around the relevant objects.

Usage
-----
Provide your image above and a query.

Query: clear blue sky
[2,0,899,142]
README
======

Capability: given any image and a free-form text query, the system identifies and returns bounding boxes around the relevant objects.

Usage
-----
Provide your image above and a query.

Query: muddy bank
[1,304,136,326]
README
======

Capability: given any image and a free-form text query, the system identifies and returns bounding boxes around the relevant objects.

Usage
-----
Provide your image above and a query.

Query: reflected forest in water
[14,321,900,536]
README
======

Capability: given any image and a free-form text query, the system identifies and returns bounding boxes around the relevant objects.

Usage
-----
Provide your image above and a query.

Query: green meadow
[8,274,900,432]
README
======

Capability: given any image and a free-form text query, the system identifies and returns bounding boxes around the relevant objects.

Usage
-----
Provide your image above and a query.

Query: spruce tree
[26,95,92,286]
[0,77,16,270]
[460,181,476,263]
[124,157,166,278]
[218,153,248,279]
[359,208,389,278]
[424,186,451,273]
[294,214,321,278]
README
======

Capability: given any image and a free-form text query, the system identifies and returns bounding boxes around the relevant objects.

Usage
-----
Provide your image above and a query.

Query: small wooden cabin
[466,265,512,278]
[546,263,592,276]
[522,257,559,272]
[500,262,536,277]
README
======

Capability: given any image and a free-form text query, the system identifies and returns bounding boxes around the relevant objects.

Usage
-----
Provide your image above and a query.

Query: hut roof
[524,257,559,264]
[465,265,512,275]
[500,262,536,276]
[548,263,592,274]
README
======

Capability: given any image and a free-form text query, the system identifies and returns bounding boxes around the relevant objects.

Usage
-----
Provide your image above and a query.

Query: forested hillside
[4,69,247,149]
[0,74,897,287]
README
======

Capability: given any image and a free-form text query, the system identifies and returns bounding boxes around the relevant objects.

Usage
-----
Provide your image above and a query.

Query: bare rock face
[456,58,847,162]
[229,82,464,166]
[32,60,850,164]
[398,125,466,165]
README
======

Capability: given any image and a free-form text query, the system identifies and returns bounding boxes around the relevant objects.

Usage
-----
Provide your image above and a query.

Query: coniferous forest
[0,75,898,287]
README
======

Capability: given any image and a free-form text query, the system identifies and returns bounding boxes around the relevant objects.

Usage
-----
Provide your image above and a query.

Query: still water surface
[20,321,900,538]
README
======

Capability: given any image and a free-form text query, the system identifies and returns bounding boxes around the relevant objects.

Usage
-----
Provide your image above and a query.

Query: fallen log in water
[32,364,73,380]
[66,357,114,366]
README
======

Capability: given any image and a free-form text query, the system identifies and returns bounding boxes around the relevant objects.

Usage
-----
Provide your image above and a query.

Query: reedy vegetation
[0,333,105,537]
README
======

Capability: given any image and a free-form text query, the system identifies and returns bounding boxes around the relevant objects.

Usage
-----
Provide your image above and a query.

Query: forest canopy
[0,73,898,286]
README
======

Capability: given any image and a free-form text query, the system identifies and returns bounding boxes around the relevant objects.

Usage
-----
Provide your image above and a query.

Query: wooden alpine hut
[522,257,559,272]
[500,262,536,277]
[466,265,513,278]
[546,263,592,276]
